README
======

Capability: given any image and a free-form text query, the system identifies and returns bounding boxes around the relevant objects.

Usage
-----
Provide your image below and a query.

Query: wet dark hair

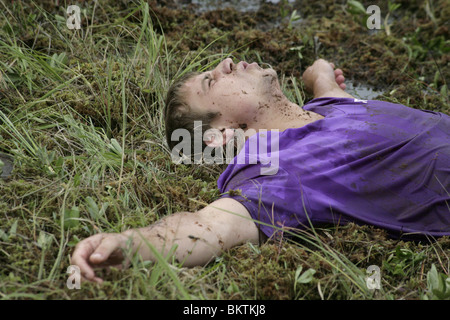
[164,72,221,156]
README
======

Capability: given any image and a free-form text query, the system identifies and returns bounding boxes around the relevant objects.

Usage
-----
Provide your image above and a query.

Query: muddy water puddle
[345,82,385,100]
[187,0,295,12]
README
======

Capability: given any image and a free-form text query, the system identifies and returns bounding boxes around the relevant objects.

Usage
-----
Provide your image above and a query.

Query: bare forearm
[122,211,230,267]
[120,198,260,267]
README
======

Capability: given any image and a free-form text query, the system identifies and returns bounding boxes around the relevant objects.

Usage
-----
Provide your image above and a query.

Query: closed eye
[201,73,215,92]
[207,75,214,88]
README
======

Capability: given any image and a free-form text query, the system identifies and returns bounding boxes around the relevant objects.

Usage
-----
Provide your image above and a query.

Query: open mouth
[239,61,260,71]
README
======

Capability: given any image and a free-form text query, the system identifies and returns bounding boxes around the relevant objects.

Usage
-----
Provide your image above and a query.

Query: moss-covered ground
[0,0,449,300]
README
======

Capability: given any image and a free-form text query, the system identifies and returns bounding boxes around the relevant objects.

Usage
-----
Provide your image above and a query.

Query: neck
[248,96,323,133]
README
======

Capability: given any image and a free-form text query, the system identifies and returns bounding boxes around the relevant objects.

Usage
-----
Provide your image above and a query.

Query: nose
[216,58,233,75]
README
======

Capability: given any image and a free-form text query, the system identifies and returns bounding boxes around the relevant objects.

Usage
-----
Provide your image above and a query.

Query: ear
[203,128,235,148]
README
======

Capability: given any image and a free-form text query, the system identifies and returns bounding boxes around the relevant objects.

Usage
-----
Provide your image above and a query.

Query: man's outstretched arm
[71,197,259,283]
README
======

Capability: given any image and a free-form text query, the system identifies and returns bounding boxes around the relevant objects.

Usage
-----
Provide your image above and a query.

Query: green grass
[0,0,449,300]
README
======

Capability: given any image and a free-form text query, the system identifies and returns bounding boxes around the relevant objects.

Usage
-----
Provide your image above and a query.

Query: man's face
[183,58,281,129]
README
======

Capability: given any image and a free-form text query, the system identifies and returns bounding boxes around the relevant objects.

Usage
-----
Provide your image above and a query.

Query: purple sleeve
[218,164,316,239]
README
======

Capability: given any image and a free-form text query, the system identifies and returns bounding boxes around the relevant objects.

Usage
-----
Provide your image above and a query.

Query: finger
[71,234,105,281]
[334,68,343,77]
[336,74,345,84]
[329,62,335,69]
[94,250,127,267]
[80,273,104,284]
[89,234,126,264]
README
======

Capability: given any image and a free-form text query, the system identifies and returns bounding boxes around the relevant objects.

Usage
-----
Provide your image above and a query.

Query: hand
[70,233,131,284]
[302,59,347,93]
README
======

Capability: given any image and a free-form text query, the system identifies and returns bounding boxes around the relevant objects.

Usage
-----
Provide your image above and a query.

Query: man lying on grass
[72,58,450,283]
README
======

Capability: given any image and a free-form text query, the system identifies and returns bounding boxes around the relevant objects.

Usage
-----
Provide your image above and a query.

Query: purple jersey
[217,97,450,240]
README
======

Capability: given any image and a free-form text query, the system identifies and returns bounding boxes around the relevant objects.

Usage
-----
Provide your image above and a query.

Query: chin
[259,69,280,91]
[262,67,277,77]
[260,68,276,81]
